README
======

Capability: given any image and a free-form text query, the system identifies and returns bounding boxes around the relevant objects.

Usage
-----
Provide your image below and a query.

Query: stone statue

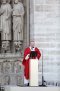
[13,0,24,43]
[0,0,12,41]
[0,0,12,52]
[2,41,10,53]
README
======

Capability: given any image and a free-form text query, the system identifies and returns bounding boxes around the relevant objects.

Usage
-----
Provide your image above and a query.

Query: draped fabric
[0,3,12,40]
[13,2,24,41]
[22,47,41,79]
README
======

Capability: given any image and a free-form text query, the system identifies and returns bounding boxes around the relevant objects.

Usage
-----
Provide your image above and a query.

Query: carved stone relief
[0,0,25,53]
[0,0,29,86]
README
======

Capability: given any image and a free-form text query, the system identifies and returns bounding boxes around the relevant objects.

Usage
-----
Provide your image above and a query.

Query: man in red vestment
[22,41,41,86]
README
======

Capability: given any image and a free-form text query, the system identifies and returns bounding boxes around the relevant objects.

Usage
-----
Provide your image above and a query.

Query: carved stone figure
[0,0,12,41]
[2,41,10,53]
[13,0,24,43]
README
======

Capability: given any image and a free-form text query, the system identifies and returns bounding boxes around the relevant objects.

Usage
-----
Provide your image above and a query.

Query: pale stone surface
[0,0,60,87]
[33,0,60,85]
[4,87,60,91]
[0,0,29,86]
[0,59,24,86]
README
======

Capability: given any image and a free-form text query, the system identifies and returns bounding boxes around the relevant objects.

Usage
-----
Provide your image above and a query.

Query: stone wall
[0,0,30,86]
[0,0,60,87]
[0,55,24,86]
[33,0,60,86]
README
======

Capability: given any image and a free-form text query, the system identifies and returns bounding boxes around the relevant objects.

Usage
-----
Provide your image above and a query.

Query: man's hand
[25,54,30,60]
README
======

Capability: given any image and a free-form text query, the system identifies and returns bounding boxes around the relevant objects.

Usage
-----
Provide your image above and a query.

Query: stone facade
[0,0,60,87]
[0,0,30,86]
[33,0,60,86]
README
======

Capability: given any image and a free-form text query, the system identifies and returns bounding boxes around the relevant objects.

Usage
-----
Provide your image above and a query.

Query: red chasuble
[22,47,41,80]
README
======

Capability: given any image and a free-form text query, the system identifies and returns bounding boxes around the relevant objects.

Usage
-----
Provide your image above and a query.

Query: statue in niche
[0,0,12,52]
[13,0,24,46]
[0,0,12,41]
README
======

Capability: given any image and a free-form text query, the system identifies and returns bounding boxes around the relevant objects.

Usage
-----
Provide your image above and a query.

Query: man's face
[30,41,35,48]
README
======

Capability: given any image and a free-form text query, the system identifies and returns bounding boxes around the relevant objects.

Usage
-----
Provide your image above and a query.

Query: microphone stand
[39,50,47,87]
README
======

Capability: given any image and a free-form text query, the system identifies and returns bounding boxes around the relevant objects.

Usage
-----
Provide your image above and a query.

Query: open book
[30,51,37,58]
